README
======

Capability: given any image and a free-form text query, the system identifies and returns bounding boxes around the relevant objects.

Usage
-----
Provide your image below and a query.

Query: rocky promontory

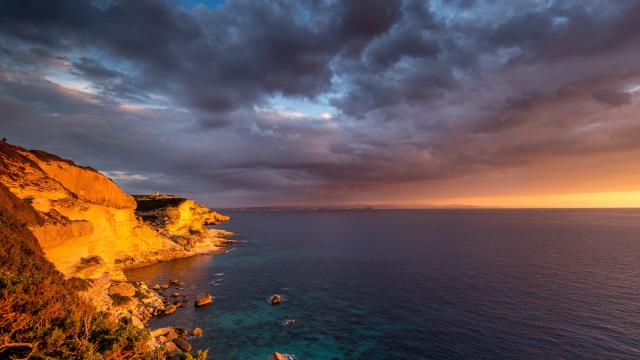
[0,141,231,277]
[115,194,233,268]
[0,141,232,343]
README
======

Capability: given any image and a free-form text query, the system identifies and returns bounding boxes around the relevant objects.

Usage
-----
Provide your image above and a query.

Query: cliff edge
[0,140,230,285]
[0,182,160,358]
[0,141,228,358]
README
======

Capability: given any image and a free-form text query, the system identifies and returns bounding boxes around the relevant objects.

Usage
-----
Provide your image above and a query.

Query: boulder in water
[175,337,192,352]
[165,328,178,342]
[268,353,290,360]
[271,294,282,305]
[195,293,213,307]
[163,304,177,315]
[192,327,204,336]
[165,341,180,356]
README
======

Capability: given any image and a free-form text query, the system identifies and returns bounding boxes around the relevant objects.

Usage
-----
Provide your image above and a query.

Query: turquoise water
[126,209,640,359]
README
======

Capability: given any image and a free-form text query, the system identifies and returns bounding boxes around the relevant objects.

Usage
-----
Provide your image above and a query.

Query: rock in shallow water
[163,304,177,315]
[195,293,213,307]
[165,341,180,356]
[192,327,203,336]
[271,294,282,305]
[268,352,295,360]
[174,337,192,352]
[166,328,178,342]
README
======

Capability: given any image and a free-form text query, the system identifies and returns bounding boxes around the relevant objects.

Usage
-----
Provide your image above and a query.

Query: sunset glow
[421,191,640,209]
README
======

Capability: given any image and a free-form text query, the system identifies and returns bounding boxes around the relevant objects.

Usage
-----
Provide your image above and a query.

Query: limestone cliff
[134,194,229,237]
[0,141,230,280]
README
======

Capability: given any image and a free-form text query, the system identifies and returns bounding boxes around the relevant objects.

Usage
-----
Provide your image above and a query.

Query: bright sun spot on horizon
[424,190,640,208]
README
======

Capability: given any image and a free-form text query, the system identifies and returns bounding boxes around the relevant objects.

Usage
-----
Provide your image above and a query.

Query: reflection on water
[126,209,640,360]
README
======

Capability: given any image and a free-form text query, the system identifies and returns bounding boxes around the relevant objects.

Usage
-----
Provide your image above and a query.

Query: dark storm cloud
[486,1,640,62]
[0,0,405,114]
[592,89,633,107]
[363,0,440,70]
[71,57,119,80]
[1,0,640,206]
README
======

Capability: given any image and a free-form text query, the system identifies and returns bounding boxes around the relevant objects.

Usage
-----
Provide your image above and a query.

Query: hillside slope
[0,183,156,359]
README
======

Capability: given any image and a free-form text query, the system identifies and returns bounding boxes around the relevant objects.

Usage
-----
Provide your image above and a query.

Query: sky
[1,0,639,208]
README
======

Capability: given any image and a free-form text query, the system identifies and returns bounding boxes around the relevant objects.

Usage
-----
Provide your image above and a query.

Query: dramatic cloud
[1,0,639,207]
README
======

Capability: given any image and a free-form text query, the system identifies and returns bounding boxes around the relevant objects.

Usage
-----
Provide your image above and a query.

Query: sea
[125,209,640,360]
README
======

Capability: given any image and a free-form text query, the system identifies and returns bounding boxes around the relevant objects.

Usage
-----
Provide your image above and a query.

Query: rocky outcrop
[0,141,230,359]
[129,194,232,261]
[109,282,137,297]
[0,141,232,318]
[134,194,229,237]
[150,325,202,357]
[0,181,163,359]
[0,141,231,275]
[0,141,176,279]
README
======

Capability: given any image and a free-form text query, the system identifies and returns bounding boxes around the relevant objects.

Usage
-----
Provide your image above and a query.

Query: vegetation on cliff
[0,184,158,359]
[0,140,216,359]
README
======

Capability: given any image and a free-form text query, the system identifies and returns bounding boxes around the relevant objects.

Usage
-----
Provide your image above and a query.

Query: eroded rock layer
[0,141,230,281]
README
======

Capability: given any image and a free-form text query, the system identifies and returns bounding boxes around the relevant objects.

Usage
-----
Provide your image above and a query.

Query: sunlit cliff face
[1,0,639,207]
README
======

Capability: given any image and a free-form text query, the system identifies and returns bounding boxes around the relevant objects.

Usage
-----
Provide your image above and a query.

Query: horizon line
[218,205,640,211]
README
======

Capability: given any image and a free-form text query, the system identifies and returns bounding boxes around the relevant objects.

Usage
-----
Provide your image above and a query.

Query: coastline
[116,238,239,357]
[120,233,244,358]
[0,141,234,358]
[116,231,239,270]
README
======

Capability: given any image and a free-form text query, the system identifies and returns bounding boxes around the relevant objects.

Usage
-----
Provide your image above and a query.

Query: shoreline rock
[0,141,226,358]
[269,352,296,360]
[151,325,201,357]
[271,294,282,305]
[195,293,214,307]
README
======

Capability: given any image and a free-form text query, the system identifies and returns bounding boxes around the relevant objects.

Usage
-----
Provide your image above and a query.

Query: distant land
[221,204,489,212]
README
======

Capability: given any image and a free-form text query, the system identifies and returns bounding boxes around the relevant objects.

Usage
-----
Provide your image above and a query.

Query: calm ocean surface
[126,209,640,360]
